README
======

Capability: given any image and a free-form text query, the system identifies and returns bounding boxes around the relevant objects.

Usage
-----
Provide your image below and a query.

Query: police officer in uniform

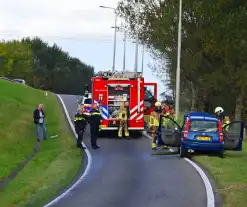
[89,103,101,149]
[74,107,88,149]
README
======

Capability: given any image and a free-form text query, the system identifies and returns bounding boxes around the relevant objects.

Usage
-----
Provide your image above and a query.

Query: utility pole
[175,0,182,120]
[134,0,140,74]
[112,12,117,72]
[99,5,117,72]
[141,45,144,74]
[123,30,126,71]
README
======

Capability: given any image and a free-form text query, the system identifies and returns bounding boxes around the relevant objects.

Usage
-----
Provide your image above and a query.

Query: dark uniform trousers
[74,113,87,147]
[89,109,101,147]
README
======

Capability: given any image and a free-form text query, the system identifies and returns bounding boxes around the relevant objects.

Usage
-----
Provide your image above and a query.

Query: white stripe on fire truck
[136,113,144,120]
[130,106,144,120]
[130,100,144,114]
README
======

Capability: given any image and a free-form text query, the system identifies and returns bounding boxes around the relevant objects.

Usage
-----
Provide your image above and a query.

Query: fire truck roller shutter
[130,100,144,120]
[94,100,108,120]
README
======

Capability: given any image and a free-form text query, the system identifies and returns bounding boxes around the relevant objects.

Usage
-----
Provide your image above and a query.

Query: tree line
[118,0,247,123]
[0,37,94,94]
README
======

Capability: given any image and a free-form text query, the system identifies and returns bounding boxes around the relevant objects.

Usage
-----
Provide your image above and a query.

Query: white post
[112,11,117,72]
[123,30,126,71]
[134,0,140,74]
[175,0,182,120]
[141,45,144,74]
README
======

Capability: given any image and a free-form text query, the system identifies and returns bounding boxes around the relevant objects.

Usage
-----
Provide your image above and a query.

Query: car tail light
[217,121,224,142]
[183,119,191,139]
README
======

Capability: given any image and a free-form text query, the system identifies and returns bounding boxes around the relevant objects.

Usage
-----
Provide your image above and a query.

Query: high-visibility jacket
[222,116,230,131]
[149,112,160,127]
[118,109,128,120]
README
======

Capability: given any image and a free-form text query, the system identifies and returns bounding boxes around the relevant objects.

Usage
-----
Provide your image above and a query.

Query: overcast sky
[0,0,166,96]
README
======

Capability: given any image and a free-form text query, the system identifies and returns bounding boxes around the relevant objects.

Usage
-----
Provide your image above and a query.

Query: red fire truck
[91,71,157,136]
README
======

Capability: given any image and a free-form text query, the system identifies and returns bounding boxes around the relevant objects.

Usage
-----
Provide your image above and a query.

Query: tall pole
[141,45,144,73]
[134,0,140,74]
[123,30,126,71]
[175,0,182,120]
[112,11,117,72]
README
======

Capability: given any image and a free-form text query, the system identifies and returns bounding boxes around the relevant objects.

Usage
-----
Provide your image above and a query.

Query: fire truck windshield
[84,98,91,104]
[144,88,156,114]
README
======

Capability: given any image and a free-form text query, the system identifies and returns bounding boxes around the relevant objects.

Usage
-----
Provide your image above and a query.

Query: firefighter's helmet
[214,106,224,113]
[155,101,161,107]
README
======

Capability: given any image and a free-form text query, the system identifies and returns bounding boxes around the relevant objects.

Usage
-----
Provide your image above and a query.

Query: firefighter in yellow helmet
[214,106,230,131]
[118,102,129,138]
[149,101,163,150]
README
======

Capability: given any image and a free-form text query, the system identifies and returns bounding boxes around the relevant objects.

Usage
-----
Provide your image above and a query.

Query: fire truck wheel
[130,131,142,138]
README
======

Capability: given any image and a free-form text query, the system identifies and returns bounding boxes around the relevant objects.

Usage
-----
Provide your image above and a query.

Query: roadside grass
[194,142,247,207]
[0,80,38,181]
[0,80,81,206]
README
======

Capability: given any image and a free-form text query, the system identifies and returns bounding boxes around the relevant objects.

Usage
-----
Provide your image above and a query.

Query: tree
[118,0,247,119]
[0,37,94,95]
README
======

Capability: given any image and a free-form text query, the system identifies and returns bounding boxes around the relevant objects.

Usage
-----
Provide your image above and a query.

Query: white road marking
[143,131,215,207]
[43,95,92,207]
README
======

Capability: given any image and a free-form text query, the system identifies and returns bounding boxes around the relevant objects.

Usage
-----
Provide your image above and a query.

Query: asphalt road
[52,94,207,207]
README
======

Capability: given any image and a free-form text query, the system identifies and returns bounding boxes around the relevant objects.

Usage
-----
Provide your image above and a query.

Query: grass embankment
[0,80,81,206]
[145,113,247,206]
[194,143,247,207]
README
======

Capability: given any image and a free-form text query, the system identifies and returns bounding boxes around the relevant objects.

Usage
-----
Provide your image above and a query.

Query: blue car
[158,112,244,158]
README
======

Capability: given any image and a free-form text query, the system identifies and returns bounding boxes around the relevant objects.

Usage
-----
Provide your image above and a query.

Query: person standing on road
[33,104,46,142]
[124,101,130,119]
[89,103,101,149]
[118,103,129,138]
[149,102,162,150]
[74,107,88,149]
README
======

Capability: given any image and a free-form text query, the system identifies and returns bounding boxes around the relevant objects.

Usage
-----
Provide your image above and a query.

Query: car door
[159,116,182,147]
[223,121,244,151]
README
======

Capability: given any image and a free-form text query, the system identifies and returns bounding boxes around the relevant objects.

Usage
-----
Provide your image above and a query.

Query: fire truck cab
[91,71,157,136]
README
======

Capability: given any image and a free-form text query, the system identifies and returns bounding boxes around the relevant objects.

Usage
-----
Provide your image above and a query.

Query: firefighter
[162,101,169,115]
[89,103,101,149]
[214,106,230,130]
[74,107,88,149]
[149,101,163,150]
[118,103,129,138]
[169,105,176,119]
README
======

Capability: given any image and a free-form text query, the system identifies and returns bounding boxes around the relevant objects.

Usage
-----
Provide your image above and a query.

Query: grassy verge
[194,142,247,207]
[0,80,81,206]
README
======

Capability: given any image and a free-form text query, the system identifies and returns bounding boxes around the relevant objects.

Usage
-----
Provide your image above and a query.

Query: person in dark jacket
[124,101,130,118]
[33,104,46,142]
[74,106,88,149]
[89,103,102,149]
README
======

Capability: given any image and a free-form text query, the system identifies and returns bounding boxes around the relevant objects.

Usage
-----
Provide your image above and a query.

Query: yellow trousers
[118,120,129,137]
